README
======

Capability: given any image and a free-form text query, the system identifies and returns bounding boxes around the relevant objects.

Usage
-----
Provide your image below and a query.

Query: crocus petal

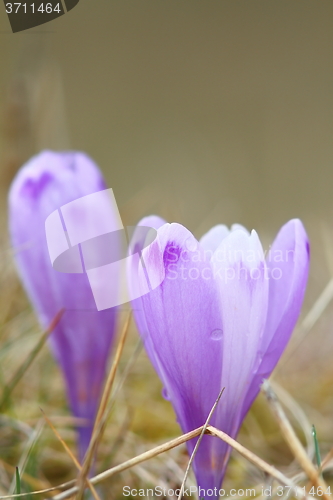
[129,215,167,380]
[231,223,250,235]
[134,223,225,493]
[241,219,309,416]
[193,229,269,489]
[199,224,250,255]
[212,230,269,415]
[131,217,309,498]
[199,224,230,253]
[9,150,118,461]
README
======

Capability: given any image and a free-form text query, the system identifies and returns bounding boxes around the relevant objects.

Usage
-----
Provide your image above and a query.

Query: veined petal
[265,219,309,349]
[199,224,230,253]
[9,150,117,462]
[211,230,269,435]
[138,223,225,492]
[242,219,309,416]
[129,215,167,380]
[199,223,250,256]
[51,308,117,460]
[9,151,108,319]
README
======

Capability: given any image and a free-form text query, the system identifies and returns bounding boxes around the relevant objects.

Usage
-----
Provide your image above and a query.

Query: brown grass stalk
[41,410,101,500]
[262,380,329,499]
[0,309,64,410]
[76,312,131,499]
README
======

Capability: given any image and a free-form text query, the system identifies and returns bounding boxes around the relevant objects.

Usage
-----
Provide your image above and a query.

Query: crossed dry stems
[1,275,333,500]
[0,420,328,500]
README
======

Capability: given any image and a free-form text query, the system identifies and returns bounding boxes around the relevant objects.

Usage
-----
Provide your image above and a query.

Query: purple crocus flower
[130,217,309,497]
[8,150,118,461]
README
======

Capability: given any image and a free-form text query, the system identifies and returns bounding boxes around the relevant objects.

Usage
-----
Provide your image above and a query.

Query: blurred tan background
[1,1,333,248]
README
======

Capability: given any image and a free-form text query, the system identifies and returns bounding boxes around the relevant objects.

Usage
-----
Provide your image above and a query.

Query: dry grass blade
[51,426,205,500]
[95,335,143,454]
[288,278,333,358]
[321,447,333,469]
[41,410,101,500]
[272,382,314,457]
[301,277,333,333]
[0,309,64,410]
[0,459,50,493]
[90,336,143,465]
[206,426,309,498]
[51,418,313,500]
[177,387,225,500]
[8,418,44,495]
[110,335,143,404]
[76,312,131,499]
[0,485,72,499]
[1,420,319,500]
[262,380,329,498]
[0,478,77,499]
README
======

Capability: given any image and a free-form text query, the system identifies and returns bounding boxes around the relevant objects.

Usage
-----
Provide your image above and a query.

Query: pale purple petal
[137,223,225,492]
[131,218,309,497]
[241,219,310,416]
[231,223,250,235]
[199,224,230,253]
[129,215,167,380]
[211,230,268,436]
[8,150,117,461]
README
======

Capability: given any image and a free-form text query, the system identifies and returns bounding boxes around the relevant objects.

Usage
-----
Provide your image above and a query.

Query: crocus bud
[8,150,118,461]
[130,217,309,498]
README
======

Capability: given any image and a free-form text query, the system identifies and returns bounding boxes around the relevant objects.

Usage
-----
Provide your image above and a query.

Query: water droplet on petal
[162,387,170,400]
[210,328,223,341]
[185,236,197,252]
[252,350,264,373]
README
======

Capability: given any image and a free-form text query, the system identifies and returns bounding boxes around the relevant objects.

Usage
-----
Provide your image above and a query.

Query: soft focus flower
[130,216,309,497]
[8,150,118,461]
